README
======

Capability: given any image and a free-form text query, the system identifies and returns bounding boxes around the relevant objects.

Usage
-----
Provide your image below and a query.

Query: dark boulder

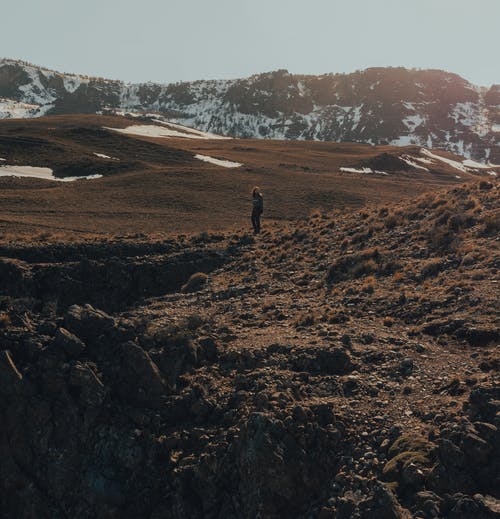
[54,327,86,358]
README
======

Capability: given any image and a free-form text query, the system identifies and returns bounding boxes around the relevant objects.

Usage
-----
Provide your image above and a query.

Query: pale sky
[2,0,499,86]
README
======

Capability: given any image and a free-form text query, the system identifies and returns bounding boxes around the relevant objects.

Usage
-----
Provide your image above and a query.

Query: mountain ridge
[1,58,499,162]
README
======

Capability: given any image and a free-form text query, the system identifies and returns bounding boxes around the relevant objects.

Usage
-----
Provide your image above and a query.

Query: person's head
[252,186,261,197]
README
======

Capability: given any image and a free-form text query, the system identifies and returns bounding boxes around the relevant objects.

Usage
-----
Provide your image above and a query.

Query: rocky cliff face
[1,59,499,162]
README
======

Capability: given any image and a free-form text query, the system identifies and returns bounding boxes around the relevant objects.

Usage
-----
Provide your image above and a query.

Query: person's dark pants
[251,210,262,234]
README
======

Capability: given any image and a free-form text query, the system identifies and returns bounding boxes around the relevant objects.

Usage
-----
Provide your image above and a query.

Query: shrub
[294,311,317,327]
[478,180,493,190]
[383,316,395,327]
[393,271,405,282]
[309,208,322,220]
[0,312,10,329]
[420,258,445,279]
[385,213,403,229]
[361,276,376,294]
[383,435,434,482]
[480,211,499,236]
[430,197,448,209]
[184,313,206,330]
[327,248,382,284]
[351,229,373,244]
[181,272,208,293]
[463,195,480,211]
[427,225,459,254]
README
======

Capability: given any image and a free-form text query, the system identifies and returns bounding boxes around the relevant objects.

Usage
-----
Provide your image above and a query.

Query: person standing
[251,187,264,234]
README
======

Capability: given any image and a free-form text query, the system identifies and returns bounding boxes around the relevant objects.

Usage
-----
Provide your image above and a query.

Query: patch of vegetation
[181,272,208,293]
[383,435,435,482]
[0,312,11,329]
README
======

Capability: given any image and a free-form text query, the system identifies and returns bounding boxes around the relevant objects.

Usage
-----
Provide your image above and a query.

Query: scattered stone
[64,304,115,342]
[54,327,86,357]
[399,358,414,376]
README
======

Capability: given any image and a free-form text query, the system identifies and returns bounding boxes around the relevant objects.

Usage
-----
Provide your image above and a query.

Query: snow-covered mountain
[1,58,499,162]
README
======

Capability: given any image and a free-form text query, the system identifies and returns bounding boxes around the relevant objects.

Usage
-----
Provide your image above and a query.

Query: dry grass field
[0,114,485,243]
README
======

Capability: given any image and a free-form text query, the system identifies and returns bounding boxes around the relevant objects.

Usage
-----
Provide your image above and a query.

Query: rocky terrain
[0,179,498,518]
[1,59,499,162]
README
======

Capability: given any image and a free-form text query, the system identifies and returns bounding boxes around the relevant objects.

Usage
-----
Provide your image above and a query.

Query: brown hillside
[0,114,492,242]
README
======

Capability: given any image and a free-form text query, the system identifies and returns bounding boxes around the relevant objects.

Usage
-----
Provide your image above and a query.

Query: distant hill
[1,113,498,240]
[0,59,499,162]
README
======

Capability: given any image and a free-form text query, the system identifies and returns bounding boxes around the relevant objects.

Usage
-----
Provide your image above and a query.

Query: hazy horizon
[2,0,499,87]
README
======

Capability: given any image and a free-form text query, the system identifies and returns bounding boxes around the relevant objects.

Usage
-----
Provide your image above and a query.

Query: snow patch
[487,171,497,177]
[400,155,429,171]
[492,124,500,132]
[462,159,498,169]
[340,167,388,175]
[94,152,119,160]
[63,76,84,94]
[0,98,40,119]
[421,149,468,173]
[106,123,230,140]
[195,154,242,168]
[414,156,434,165]
[153,120,231,139]
[0,165,102,182]
[390,135,416,146]
[402,114,424,130]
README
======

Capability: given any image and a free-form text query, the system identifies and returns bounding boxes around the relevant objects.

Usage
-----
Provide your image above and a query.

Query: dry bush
[416,194,433,210]
[383,316,395,327]
[36,231,52,241]
[407,209,423,221]
[183,313,207,331]
[463,195,481,212]
[478,180,493,191]
[448,213,475,231]
[361,275,376,294]
[393,271,405,283]
[420,258,445,279]
[427,225,460,254]
[292,229,309,242]
[144,321,192,349]
[327,248,382,283]
[351,229,373,245]
[435,210,452,225]
[430,196,448,210]
[181,272,208,293]
[385,213,403,229]
[294,311,317,327]
[0,312,11,329]
[479,210,499,236]
[309,208,322,220]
